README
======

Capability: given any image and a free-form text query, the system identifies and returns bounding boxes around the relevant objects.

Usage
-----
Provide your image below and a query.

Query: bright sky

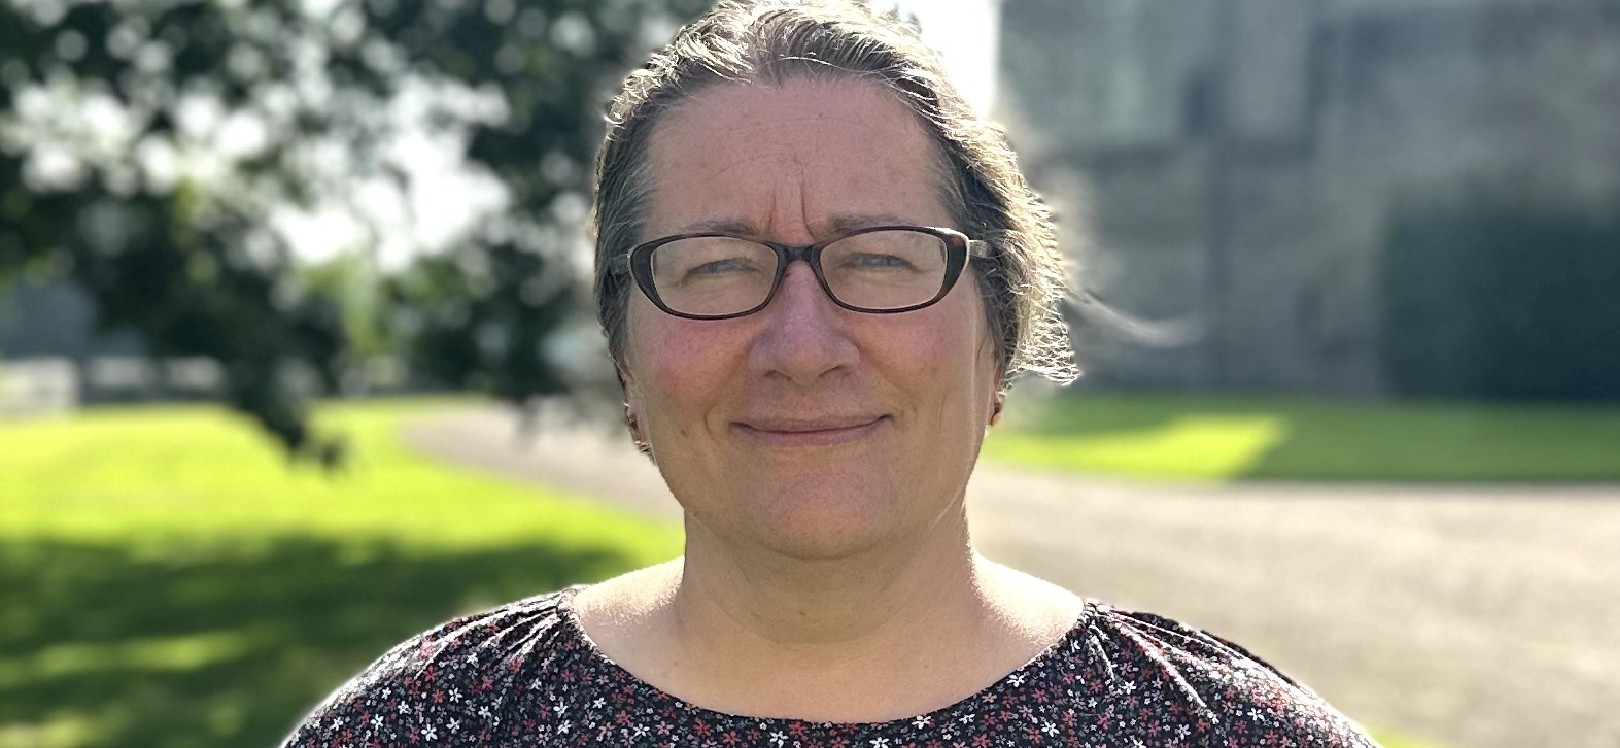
[886,0,999,117]
[281,0,997,269]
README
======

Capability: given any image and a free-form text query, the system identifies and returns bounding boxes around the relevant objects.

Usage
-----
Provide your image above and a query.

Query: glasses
[613,226,992,321]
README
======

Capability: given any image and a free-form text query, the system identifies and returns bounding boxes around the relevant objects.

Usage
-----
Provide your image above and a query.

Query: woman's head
[593,0,1076,390]
[590,0,1076,557]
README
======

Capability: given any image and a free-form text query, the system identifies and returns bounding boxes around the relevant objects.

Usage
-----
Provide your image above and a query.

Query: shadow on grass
[0,536,641,748]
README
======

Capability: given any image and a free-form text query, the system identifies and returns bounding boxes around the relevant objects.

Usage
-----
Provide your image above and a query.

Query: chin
[751,521,894,562]
[733,474,908,560]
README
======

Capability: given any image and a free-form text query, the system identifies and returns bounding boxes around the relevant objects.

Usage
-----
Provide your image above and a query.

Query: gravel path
[402,404,1620,748]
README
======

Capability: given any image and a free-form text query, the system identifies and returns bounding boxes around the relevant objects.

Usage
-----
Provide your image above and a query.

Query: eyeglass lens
[649,229,951,317]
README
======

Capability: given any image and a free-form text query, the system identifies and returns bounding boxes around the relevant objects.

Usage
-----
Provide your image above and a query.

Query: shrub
[1381,197,1620,401]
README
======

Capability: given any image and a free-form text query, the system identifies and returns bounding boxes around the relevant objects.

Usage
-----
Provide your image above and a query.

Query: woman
[284,1,1377,745]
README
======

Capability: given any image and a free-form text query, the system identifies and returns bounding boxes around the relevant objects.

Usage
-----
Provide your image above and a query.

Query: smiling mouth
[733,416,889,446]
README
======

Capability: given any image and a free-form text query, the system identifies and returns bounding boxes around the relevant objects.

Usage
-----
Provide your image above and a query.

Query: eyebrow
[674,218,758,235]
[673,211,920,238]
[824,211,917,234]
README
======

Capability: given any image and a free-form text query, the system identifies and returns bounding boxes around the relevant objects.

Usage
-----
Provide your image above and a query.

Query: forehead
[641,78,953,239]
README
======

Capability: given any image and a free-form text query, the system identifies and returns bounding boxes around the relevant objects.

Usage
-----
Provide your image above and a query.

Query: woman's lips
[733,415,889,446]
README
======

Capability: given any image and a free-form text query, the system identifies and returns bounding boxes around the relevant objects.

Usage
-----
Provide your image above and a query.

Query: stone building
[998,0,1620,395]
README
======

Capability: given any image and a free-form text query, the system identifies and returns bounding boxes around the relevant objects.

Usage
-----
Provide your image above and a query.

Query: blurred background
[2,0,1617,746]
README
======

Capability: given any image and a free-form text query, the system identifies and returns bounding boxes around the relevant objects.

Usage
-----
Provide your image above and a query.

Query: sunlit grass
[1,401,678,549]
[984,392,1620,481]
[0,400,681,748]
[1374,730,1453,748]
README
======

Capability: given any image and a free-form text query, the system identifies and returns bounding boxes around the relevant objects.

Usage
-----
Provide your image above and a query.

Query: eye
[686,257,762,276]
[844,252,918,271]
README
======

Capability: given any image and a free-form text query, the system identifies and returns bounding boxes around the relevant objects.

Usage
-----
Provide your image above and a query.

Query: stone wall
[0,358,77,417]
[1000,0,1620,395]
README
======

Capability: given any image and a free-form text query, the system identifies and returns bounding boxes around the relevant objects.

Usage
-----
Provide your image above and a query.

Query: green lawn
[1375,732,1450,748]
[0,401,681,748]
[984,392,1620,482]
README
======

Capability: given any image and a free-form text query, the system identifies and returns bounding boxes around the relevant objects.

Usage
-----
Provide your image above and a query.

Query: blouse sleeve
[278,591,569,748]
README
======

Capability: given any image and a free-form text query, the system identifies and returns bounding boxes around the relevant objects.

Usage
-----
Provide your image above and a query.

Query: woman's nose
[748,262,859,385]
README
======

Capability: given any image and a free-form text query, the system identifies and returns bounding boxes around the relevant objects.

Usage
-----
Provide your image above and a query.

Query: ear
[616,366,647,441]
[988,392,1004,428]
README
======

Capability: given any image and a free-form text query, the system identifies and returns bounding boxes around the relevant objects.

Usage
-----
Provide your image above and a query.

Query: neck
[674,509,986,661]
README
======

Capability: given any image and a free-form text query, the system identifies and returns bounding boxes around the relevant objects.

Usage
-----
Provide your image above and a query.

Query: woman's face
[622,79,999,560]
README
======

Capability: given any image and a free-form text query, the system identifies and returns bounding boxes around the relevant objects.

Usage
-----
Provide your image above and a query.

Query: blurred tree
[0,0,706,463]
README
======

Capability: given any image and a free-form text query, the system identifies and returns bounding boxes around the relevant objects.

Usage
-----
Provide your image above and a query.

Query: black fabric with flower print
[281,586,1376,747]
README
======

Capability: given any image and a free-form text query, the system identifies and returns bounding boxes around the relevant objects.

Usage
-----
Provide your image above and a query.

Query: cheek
[624,300,742,417]
[880,298,994,410]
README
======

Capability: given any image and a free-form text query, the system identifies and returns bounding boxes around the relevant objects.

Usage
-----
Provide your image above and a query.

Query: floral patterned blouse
[281,586,1376,747]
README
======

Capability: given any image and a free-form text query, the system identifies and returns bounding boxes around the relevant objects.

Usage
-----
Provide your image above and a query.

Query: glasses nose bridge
[774,242,821,271]
[768,241,834,306]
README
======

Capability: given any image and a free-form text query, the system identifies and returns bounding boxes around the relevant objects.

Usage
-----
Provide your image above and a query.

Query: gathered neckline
[550,583,1095,730]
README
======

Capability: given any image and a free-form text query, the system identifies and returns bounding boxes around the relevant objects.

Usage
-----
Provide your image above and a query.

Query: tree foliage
[0,0,706,462]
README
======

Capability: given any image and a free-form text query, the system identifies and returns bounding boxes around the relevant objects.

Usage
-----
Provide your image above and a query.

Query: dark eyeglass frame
[611,225,994,321]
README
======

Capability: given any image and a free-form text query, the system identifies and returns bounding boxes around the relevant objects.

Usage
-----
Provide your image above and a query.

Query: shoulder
[279,587,581,747]
[1076,603,1377,747]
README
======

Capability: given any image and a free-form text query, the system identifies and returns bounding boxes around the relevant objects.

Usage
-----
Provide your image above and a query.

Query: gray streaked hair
[592,0,1077,388]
